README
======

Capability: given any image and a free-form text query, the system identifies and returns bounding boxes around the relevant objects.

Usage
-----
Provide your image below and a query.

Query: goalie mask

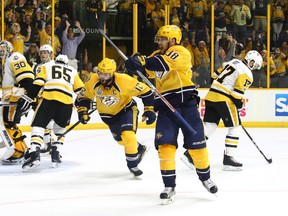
[97,58,117,87]
[39,44,53,63]
[0,40,13,60]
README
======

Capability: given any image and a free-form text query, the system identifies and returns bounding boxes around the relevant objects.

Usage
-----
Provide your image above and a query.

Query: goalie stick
[242,125,272,164]
[96,11,197,135]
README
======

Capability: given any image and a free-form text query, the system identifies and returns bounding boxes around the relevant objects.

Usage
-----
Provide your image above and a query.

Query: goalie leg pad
[2,127,28,160]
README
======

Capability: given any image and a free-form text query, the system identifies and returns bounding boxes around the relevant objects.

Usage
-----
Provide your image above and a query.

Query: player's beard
[100,78,113,87]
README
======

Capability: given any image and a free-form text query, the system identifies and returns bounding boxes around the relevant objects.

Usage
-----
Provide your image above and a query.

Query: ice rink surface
[0,127,287,216]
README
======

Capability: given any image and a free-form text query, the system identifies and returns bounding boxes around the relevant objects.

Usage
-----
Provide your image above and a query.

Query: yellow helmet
[156,25,182,44]
[98,58,117,74]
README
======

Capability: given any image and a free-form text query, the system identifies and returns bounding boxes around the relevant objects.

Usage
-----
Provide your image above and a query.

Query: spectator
[271,0,286,46]
[193,40,211,87]
[24,43,41,69]
[5,22,31,54]
[151,1,165,32]
[270,47,288,87]
[62,20,85,71]
[214,34,235,72]
[230,0,251,43]
[36,11,61,55]
[214,1,227,38]
[170,7,181,28]
[254,0,268,33]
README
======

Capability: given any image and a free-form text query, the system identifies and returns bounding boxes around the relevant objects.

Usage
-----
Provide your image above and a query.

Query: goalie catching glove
[78,107,90,124]
[125,53,146,74]
[142,106,156,125]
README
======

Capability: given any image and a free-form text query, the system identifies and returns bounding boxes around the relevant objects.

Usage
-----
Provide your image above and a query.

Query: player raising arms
[125,25,218,204]
[76,58,156,177]
[0,40,34,164]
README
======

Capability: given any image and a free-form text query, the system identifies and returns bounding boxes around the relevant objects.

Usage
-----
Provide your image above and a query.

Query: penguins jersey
[205,58,253,102]
[80,73,153,118]
[33,61,84,105]
[2,52,34,94]
[145,45,196,108]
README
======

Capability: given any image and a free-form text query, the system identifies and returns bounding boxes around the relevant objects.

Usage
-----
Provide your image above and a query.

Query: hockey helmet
[55,54,69,66]
[245,50,263,70]
[0,40,13,59]
[98,58,117,74]
[155,25,182,44]
[39,44,53,63]
[39,44,53,54]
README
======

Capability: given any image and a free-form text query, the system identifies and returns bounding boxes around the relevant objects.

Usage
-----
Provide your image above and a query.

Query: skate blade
[223,165,242,171]
[2,158,24,165]
[161,197,175,205]
[52,162,60,168]
[138,146,150,166]
[22,161,40,171]
[180,156,194,170]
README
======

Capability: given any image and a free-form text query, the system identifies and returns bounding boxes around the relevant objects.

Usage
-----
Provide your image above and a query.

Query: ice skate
[129,166,143,177]
[223,153,243,171]
[22,148,41,171]
[51,146,62,168]
[160,187,176,205]
[202,178,218,195]
[137,143,149,165]
[180,150,194,170]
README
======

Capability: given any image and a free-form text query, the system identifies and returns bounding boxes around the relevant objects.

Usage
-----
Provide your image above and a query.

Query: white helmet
[39,44,53,63]
[245,50,263,70]
[0,40,13,59]
[55,54,69,66]
[39,44,53,54]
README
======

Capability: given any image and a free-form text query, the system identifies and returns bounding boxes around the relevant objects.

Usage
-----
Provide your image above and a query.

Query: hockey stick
[96,11,197,135]
[241,125,272,164]
[0,102,17,106]
[56,108,97,141]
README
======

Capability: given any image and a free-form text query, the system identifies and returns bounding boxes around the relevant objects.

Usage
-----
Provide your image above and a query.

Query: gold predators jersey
[2,52,34,94]
[81,73,152,117]
[205,58,253,102]
[145,45,196,108]
[33,61,84,105]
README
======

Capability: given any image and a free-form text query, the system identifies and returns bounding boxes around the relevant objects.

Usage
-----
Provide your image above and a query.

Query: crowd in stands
[1,0,288,88]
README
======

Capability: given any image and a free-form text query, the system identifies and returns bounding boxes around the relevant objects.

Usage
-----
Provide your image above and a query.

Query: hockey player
[181,50,263,171]
[75,57,155,177]
[34,44,55,154]
[16,54,84,170]
[125,25,218,204]
[0,40,34,164]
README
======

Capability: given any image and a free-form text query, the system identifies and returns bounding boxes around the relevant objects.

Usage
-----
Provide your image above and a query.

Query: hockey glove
[17,94,34,113]
[142,106,156,125]
[125,53,146,74]
[78,107,90,124]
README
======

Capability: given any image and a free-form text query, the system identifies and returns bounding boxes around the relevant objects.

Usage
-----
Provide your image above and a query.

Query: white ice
[0,127,287,216]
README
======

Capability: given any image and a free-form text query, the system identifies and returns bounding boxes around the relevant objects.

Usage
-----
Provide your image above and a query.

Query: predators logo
[98,95,119,107]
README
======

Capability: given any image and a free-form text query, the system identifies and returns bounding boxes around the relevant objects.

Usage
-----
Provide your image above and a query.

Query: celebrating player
[76,57,156,177]
[125,25,218,204]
